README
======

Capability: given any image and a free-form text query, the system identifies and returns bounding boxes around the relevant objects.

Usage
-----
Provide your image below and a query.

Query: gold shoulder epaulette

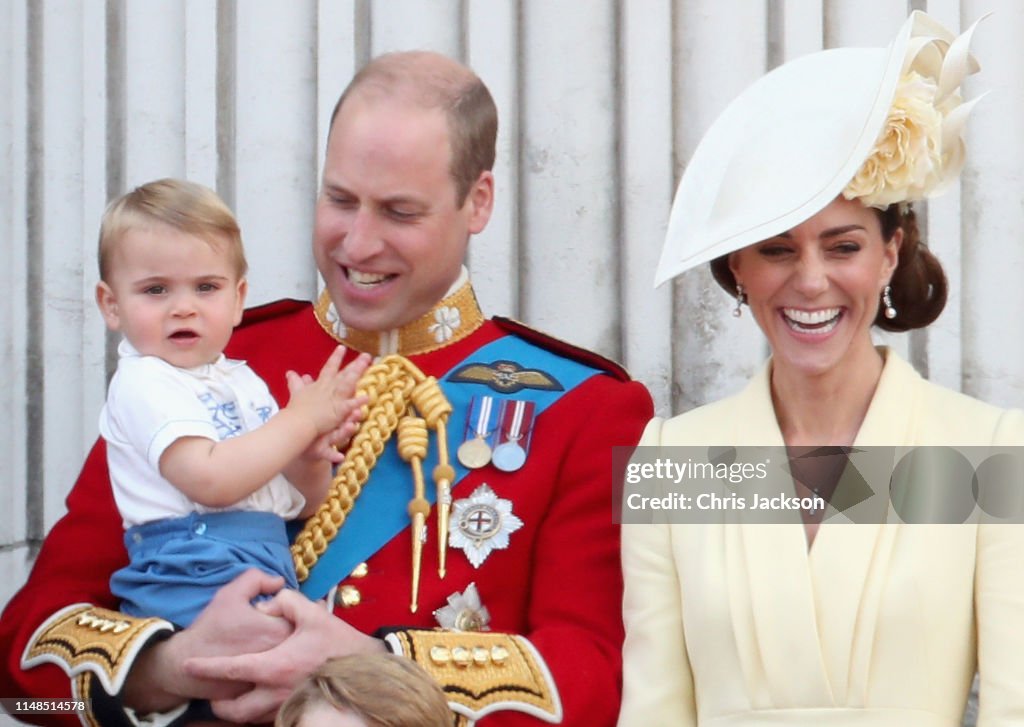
[384,629,562,725]
[21,603,173,696]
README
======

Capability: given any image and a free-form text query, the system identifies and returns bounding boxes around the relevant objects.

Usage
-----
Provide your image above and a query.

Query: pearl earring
[882,285,896,320]
[733,283,746,318]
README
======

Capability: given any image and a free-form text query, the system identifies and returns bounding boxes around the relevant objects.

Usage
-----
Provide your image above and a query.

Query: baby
[275,654,451,727]
[95,178,370,627]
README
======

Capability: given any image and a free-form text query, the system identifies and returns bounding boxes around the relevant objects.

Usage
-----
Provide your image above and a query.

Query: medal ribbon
[470,395,496,441]
[297,333,602,599]
[497,400,535,447]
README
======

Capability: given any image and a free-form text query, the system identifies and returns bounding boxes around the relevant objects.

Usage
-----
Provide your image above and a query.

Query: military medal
[457,396,496,469]
[434,582,491,631]
[491,400,535,472]
[449,484,523,568]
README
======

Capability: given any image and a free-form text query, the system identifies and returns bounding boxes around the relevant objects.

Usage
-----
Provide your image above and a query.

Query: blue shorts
[111,510,299,627]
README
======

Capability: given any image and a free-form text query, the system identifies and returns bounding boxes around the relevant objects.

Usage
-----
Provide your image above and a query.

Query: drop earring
[882,285,896,320]
[733,283,746,318]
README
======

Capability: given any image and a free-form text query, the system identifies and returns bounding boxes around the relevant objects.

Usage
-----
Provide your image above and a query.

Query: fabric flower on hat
[843,15,984,209]
[844,71,943,208]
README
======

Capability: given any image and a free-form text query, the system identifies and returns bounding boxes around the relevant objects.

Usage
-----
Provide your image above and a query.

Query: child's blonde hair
[276,653,451,727]
[98,178,247,282]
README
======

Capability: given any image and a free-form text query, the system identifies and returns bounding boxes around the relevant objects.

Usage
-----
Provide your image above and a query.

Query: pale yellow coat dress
[619,350,1024,726]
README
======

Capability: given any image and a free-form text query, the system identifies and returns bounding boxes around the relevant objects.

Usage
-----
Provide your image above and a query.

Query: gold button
[429,646,452,665]
[349,562,369,579]
[336,584,362,608]
[451,646,472,667]
[491,645,509,665]
[472,647,490,666]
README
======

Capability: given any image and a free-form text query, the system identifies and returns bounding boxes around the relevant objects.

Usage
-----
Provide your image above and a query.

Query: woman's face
[728,196,901,379]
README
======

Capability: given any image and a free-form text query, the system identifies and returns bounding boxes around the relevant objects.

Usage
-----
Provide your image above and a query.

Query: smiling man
[0,51,653,727]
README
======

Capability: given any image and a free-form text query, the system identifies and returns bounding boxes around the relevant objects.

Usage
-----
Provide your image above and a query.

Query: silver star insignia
[449,484,523,568]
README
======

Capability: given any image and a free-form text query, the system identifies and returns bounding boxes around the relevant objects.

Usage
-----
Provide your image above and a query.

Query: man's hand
[121,570,293,714]
[183,588,387,724]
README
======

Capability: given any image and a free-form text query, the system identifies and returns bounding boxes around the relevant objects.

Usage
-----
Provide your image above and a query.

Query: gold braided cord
[412,377,456,577]
[291,355,453,585]
[398,416,430,611]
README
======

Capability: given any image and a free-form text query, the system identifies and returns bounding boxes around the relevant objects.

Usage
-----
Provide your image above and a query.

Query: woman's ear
[728,252,742,290]
[882,227,903,285]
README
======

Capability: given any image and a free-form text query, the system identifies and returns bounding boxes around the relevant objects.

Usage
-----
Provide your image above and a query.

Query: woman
[619,12,1024,726]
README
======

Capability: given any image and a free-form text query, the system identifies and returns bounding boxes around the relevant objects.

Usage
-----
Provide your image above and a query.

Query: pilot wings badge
[449,360,563,394]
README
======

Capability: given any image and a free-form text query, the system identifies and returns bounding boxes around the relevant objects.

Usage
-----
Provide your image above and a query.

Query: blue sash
[298,334,601,599]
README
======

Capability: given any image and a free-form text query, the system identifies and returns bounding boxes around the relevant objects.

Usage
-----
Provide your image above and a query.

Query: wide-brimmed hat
[654,11,984,287]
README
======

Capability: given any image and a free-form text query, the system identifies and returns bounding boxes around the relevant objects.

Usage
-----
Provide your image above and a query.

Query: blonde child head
[95,178,249,369]
[98,178,247,284]
[276,654,450,727]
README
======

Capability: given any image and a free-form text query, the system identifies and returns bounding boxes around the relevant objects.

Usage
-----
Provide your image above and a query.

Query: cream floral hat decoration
[654,11,984,287]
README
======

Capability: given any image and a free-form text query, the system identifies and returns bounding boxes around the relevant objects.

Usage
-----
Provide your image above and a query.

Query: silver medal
[491,441,527,472]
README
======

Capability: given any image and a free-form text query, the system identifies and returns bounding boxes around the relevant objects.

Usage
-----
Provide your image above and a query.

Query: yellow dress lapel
[729,364,834,706]
[807,348,917,703]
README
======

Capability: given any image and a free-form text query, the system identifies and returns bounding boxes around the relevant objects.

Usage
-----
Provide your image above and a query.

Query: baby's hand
[284,347,371,437]
[303,402,366,463]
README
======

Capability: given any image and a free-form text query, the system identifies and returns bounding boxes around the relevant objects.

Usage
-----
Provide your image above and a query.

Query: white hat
[654,11,984,288]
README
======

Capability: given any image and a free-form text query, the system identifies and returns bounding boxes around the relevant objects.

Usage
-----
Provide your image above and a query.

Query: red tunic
[0,299,653,726]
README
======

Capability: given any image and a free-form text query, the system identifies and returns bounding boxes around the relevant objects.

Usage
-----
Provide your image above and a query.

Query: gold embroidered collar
[313,280,485,356]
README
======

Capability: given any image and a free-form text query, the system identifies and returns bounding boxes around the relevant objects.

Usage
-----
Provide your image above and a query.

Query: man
[0,51,652,726]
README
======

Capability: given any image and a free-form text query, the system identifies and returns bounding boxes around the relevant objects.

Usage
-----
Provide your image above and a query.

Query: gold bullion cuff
[384,630,563,725]
[21,603,174,697]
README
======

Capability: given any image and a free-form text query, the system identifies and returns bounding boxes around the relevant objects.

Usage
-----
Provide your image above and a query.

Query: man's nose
[343,208,385,261]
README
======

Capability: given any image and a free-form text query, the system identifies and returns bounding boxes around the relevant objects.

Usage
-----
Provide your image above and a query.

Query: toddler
[95,178,370,627]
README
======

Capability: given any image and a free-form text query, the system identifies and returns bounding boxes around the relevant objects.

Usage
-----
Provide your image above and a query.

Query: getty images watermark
[612,446,1024,524]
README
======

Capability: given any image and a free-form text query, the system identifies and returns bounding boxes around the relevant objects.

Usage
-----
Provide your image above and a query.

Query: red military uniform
[0,280,652,726]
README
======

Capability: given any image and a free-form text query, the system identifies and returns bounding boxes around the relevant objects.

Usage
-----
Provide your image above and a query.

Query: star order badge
[449,484,523,568]
[434,582,492,631]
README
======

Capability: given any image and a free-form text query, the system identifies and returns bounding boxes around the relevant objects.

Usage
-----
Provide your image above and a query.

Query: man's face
[313,92,493,332]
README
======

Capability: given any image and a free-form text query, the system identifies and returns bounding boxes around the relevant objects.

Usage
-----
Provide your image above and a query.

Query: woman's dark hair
[709,204,947,332]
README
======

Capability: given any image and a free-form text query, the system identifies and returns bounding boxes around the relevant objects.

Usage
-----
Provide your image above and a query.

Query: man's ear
[465,171,495,235]
[96,282,121,331]
[233,277,248,326]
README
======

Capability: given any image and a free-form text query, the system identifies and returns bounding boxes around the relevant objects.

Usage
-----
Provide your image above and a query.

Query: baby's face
[96,223,246,369]
[297,703,369,727]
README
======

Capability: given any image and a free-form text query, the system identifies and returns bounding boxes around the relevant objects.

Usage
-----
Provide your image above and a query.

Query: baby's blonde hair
[98,178,247,282]
[276,653,451,727]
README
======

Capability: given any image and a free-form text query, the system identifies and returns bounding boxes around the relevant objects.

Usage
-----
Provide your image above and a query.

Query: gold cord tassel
[397,417,429,612]
[289,355,454,613]
[411,377,454,578]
